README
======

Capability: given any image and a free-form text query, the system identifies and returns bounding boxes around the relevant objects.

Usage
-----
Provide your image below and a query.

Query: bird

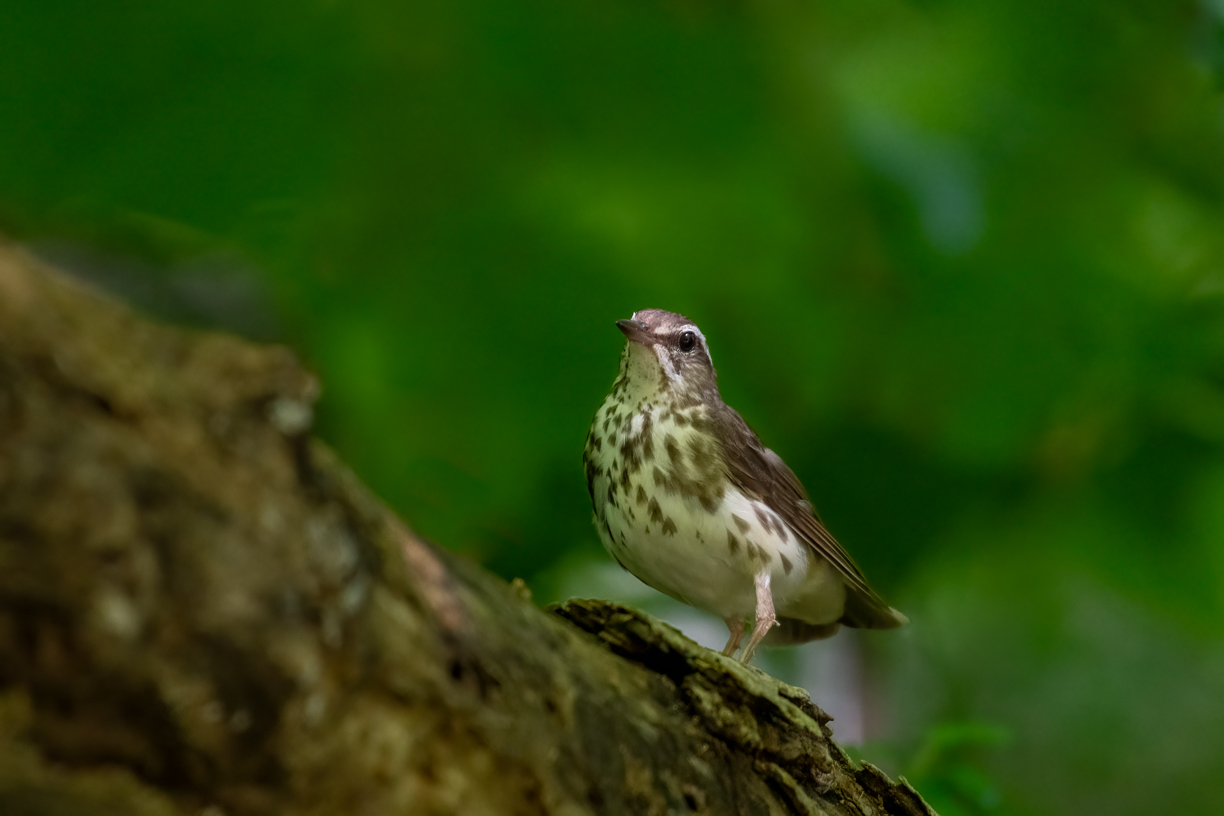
[582,309,906,664]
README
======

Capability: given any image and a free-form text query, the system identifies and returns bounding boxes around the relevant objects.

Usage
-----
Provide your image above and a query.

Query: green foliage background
[4,1,1224,813]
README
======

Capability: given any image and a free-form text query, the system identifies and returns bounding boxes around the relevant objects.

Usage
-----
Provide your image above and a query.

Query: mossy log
[0,239,934,816]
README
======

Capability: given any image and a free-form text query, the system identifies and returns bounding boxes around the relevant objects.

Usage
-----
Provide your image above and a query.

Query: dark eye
[678,331,696,353]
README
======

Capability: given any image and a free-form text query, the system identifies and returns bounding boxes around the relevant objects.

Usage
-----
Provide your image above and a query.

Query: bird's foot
[721,617,745,657]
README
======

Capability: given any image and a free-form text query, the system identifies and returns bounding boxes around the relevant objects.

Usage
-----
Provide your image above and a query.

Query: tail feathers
[840,589,908,630]
[764,590,907,646]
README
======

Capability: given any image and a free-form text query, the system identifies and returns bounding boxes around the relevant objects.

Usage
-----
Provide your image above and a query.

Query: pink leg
[721,617,745,657]
[739,571,777,665]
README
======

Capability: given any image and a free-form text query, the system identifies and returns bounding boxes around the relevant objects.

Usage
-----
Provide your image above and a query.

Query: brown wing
[713,404,905,629]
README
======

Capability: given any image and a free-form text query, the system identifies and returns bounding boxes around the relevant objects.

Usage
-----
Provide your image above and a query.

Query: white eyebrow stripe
[674,324,704,340]
[663,325,707,344]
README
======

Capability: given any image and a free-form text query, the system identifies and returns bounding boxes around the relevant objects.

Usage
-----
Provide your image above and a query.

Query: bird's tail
[840,589,908,630]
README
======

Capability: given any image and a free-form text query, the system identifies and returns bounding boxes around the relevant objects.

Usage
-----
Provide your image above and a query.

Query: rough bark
[0,238,935,816]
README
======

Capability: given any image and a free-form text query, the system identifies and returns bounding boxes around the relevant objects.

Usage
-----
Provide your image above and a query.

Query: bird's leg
[721,617,745,657]
[739,571,777,665]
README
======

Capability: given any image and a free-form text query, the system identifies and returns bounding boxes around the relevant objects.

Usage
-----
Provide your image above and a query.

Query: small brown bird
[583,309,906,664]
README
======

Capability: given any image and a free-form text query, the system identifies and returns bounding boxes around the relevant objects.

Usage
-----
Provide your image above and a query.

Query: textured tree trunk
[0,239,935,816]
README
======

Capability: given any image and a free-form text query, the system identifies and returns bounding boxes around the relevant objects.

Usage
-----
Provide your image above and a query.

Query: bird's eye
[678,331,697,353]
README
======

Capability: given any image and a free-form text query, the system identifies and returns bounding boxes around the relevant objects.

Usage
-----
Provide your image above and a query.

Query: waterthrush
[583,309,906,664]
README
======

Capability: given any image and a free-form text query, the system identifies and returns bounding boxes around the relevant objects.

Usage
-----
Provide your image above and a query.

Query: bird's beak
[616,319,652,345]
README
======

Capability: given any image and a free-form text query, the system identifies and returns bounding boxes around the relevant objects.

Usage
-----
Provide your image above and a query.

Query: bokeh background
[4,1,1224,813]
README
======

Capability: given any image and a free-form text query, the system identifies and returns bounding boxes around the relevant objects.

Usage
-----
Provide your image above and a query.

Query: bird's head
[615,308,718,404]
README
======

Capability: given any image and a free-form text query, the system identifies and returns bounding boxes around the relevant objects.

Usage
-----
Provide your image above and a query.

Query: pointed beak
[616,319,652,345]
